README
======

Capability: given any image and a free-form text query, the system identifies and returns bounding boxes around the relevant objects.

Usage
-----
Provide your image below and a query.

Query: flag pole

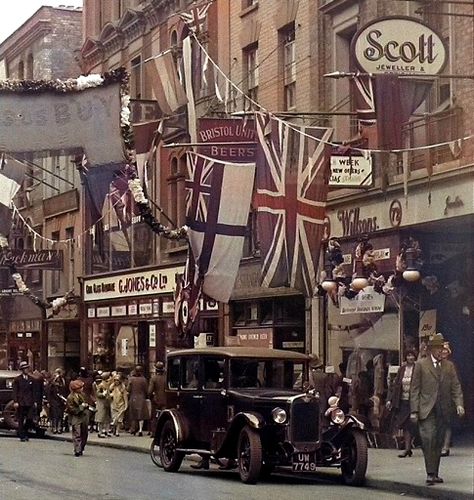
[324,71,474,80]
[162,142,256,148]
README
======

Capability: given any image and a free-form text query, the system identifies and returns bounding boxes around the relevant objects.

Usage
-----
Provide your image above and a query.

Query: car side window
[181,357,200,390]
[203,358,225,390]
[168,358,180,389]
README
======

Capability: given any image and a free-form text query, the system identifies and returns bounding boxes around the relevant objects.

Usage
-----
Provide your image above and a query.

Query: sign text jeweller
[351,17,447,76]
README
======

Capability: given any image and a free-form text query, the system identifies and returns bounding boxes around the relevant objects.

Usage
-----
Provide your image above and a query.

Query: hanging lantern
[402,247,421,282]
[351,259,369,290]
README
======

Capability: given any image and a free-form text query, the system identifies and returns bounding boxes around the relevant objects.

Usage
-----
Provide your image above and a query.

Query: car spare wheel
[237,425,262,484]
[3,401,19,429]
[159,420,184,472]
[341,429,368,486]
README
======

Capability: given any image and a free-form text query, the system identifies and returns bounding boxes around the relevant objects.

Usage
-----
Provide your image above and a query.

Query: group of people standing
[386,333,464,486]
[11,361,167,457]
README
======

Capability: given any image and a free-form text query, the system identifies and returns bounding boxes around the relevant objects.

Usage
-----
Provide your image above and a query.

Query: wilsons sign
[351,17,447,76]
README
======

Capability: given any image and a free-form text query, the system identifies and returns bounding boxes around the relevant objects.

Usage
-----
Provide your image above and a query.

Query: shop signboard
[339,286,386,315]
[351,16,447,76]
[83,266,184,301]
[0,249,63,270]
[198,117,257,162]
[329,154,373,187]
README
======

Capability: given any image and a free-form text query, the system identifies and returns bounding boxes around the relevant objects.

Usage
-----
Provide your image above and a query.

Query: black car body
[0,370,21,429]
[153,347,368,485]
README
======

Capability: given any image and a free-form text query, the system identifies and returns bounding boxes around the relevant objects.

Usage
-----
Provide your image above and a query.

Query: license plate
[292,452,317,472]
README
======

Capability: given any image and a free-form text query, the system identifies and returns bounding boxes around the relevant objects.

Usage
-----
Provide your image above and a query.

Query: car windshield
[230,358,304,390]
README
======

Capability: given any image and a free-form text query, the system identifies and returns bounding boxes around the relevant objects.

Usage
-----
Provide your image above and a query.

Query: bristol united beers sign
[351,17,447,76]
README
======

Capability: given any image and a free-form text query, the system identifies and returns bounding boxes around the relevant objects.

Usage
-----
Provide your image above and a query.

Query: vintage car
[152,347,368,485]
[0,370,21,429]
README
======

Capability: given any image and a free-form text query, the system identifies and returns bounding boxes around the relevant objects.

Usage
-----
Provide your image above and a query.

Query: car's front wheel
[237,425,262,484]
[341,429,368,486]
[159,420,184,472]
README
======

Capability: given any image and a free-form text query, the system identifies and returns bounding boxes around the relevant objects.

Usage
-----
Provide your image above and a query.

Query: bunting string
[191,33,474,156]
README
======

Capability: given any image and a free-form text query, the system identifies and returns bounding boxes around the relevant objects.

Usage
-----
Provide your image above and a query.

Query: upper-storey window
[26,54,34,79]
[130,55,142,99]
[281,25,296,110]
[244,44,259,109]
[18,61,24,79]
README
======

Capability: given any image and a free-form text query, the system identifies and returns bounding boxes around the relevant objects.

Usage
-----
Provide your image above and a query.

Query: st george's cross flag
[254,112,333,297]
[0,155,25,238]
[185,151,255,303]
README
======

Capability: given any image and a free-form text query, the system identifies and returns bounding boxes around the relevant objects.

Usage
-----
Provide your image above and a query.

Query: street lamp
[402,247,421,282]
[321,263,338,293]
[351,259,369,290]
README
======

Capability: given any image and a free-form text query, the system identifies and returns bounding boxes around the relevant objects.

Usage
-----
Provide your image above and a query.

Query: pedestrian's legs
[138,420,144,436]
[80,422,88,453]
[418,412,437,476]
[442,427,452,455]
[433,418,448,477]
[403,429,412,452]
[71,423,82,455]
[17,406,30,440]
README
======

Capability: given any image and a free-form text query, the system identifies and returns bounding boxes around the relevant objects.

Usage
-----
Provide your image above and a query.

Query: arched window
[26,54,34,79]
[18,61,24,79]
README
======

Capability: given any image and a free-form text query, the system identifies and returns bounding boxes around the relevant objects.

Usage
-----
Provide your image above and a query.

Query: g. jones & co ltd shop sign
[351,16,447,76]
[83,267,184,302]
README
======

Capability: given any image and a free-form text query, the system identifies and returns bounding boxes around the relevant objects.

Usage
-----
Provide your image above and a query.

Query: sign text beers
[352,17,447,76]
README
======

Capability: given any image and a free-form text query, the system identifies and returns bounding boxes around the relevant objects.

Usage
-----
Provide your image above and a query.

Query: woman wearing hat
[386,349,417,457]
[109,374,128,436]
[94,372,112,437]
[66,380,89,457]
[46,368,68,434]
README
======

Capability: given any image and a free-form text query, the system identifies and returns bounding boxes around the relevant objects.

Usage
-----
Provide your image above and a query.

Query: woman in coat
[93,372,112,437]
[127,365,149,436]
[386,349,417,457]
[109,374,128,436]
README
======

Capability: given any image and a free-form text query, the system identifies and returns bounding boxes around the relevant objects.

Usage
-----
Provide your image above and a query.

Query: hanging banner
[339,286,386,315]
[329,153,373,187]
[418,309,437,337]
[0,82,124,166]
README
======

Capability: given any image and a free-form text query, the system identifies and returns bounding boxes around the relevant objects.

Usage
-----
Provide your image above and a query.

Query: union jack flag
[179,0,213,34]
[352,74,376,128]
[255,112,333,297]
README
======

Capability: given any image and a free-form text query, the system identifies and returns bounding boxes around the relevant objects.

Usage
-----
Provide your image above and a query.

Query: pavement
[44,431,473,500]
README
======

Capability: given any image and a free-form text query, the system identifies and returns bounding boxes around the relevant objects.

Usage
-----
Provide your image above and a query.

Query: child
[66,379,89,457]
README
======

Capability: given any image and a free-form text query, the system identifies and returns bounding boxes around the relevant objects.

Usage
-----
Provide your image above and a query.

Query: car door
[177,356,202,445]
[199,357,228,449]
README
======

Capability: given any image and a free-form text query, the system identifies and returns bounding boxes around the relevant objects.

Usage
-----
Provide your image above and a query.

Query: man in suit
[410,333,464,486]
[148,361,166,436]
[12,361,37,442]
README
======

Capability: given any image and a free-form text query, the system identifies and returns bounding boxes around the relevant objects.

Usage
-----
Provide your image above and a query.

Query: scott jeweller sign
[351,16,447,76]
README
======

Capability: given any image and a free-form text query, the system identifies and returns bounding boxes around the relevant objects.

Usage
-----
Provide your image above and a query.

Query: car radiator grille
[290,399,319,443]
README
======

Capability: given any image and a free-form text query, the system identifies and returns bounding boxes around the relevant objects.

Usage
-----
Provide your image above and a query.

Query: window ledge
[240,2,258,18]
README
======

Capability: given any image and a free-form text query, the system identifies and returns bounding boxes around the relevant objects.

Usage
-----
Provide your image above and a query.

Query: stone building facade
[0,6,83,372]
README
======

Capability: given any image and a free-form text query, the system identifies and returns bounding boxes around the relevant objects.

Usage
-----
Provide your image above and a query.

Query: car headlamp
[271,407,287,424]
[330,408,345,425]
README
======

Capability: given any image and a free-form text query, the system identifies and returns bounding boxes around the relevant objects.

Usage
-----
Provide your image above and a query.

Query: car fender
[155,409,189,444]
[215,412,264,458]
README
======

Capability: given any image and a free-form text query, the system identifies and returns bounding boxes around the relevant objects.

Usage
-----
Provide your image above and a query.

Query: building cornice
[0,20,51,62]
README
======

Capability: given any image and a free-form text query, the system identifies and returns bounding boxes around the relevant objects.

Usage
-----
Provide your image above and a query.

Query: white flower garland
[75,74,105,91]
[128,178,149,205]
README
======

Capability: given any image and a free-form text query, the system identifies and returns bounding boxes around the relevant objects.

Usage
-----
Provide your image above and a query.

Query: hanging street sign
[351,16,448,76]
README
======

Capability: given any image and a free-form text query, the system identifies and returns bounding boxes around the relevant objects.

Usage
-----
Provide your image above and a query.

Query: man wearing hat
[148,361,166,436]
[410,333,464,486]
[12,361,37,442]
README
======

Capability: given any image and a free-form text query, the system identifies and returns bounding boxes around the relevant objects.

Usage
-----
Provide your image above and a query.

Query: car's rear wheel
[3,401,18,429]
[150,436,162,468]
[159,420,184,472]
[237,425,262,484]
[341,429,368,486]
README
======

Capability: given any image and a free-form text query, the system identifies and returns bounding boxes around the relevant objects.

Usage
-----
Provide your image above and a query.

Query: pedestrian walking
[12,361,38,442]
[410,333,464,486]
[148,361,166,436]
[66,379,89,457]
[440,342,454,457]
[110,374,128,436]
[386,349,417,457]
[46,368,68,434]
[127,365,149,436]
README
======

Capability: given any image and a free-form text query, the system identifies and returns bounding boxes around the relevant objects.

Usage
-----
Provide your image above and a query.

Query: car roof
[0,370,21,378]
[167,347,309,361]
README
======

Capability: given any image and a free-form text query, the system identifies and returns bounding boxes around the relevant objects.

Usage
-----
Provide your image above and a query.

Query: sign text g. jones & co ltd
[351,16,447,76]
